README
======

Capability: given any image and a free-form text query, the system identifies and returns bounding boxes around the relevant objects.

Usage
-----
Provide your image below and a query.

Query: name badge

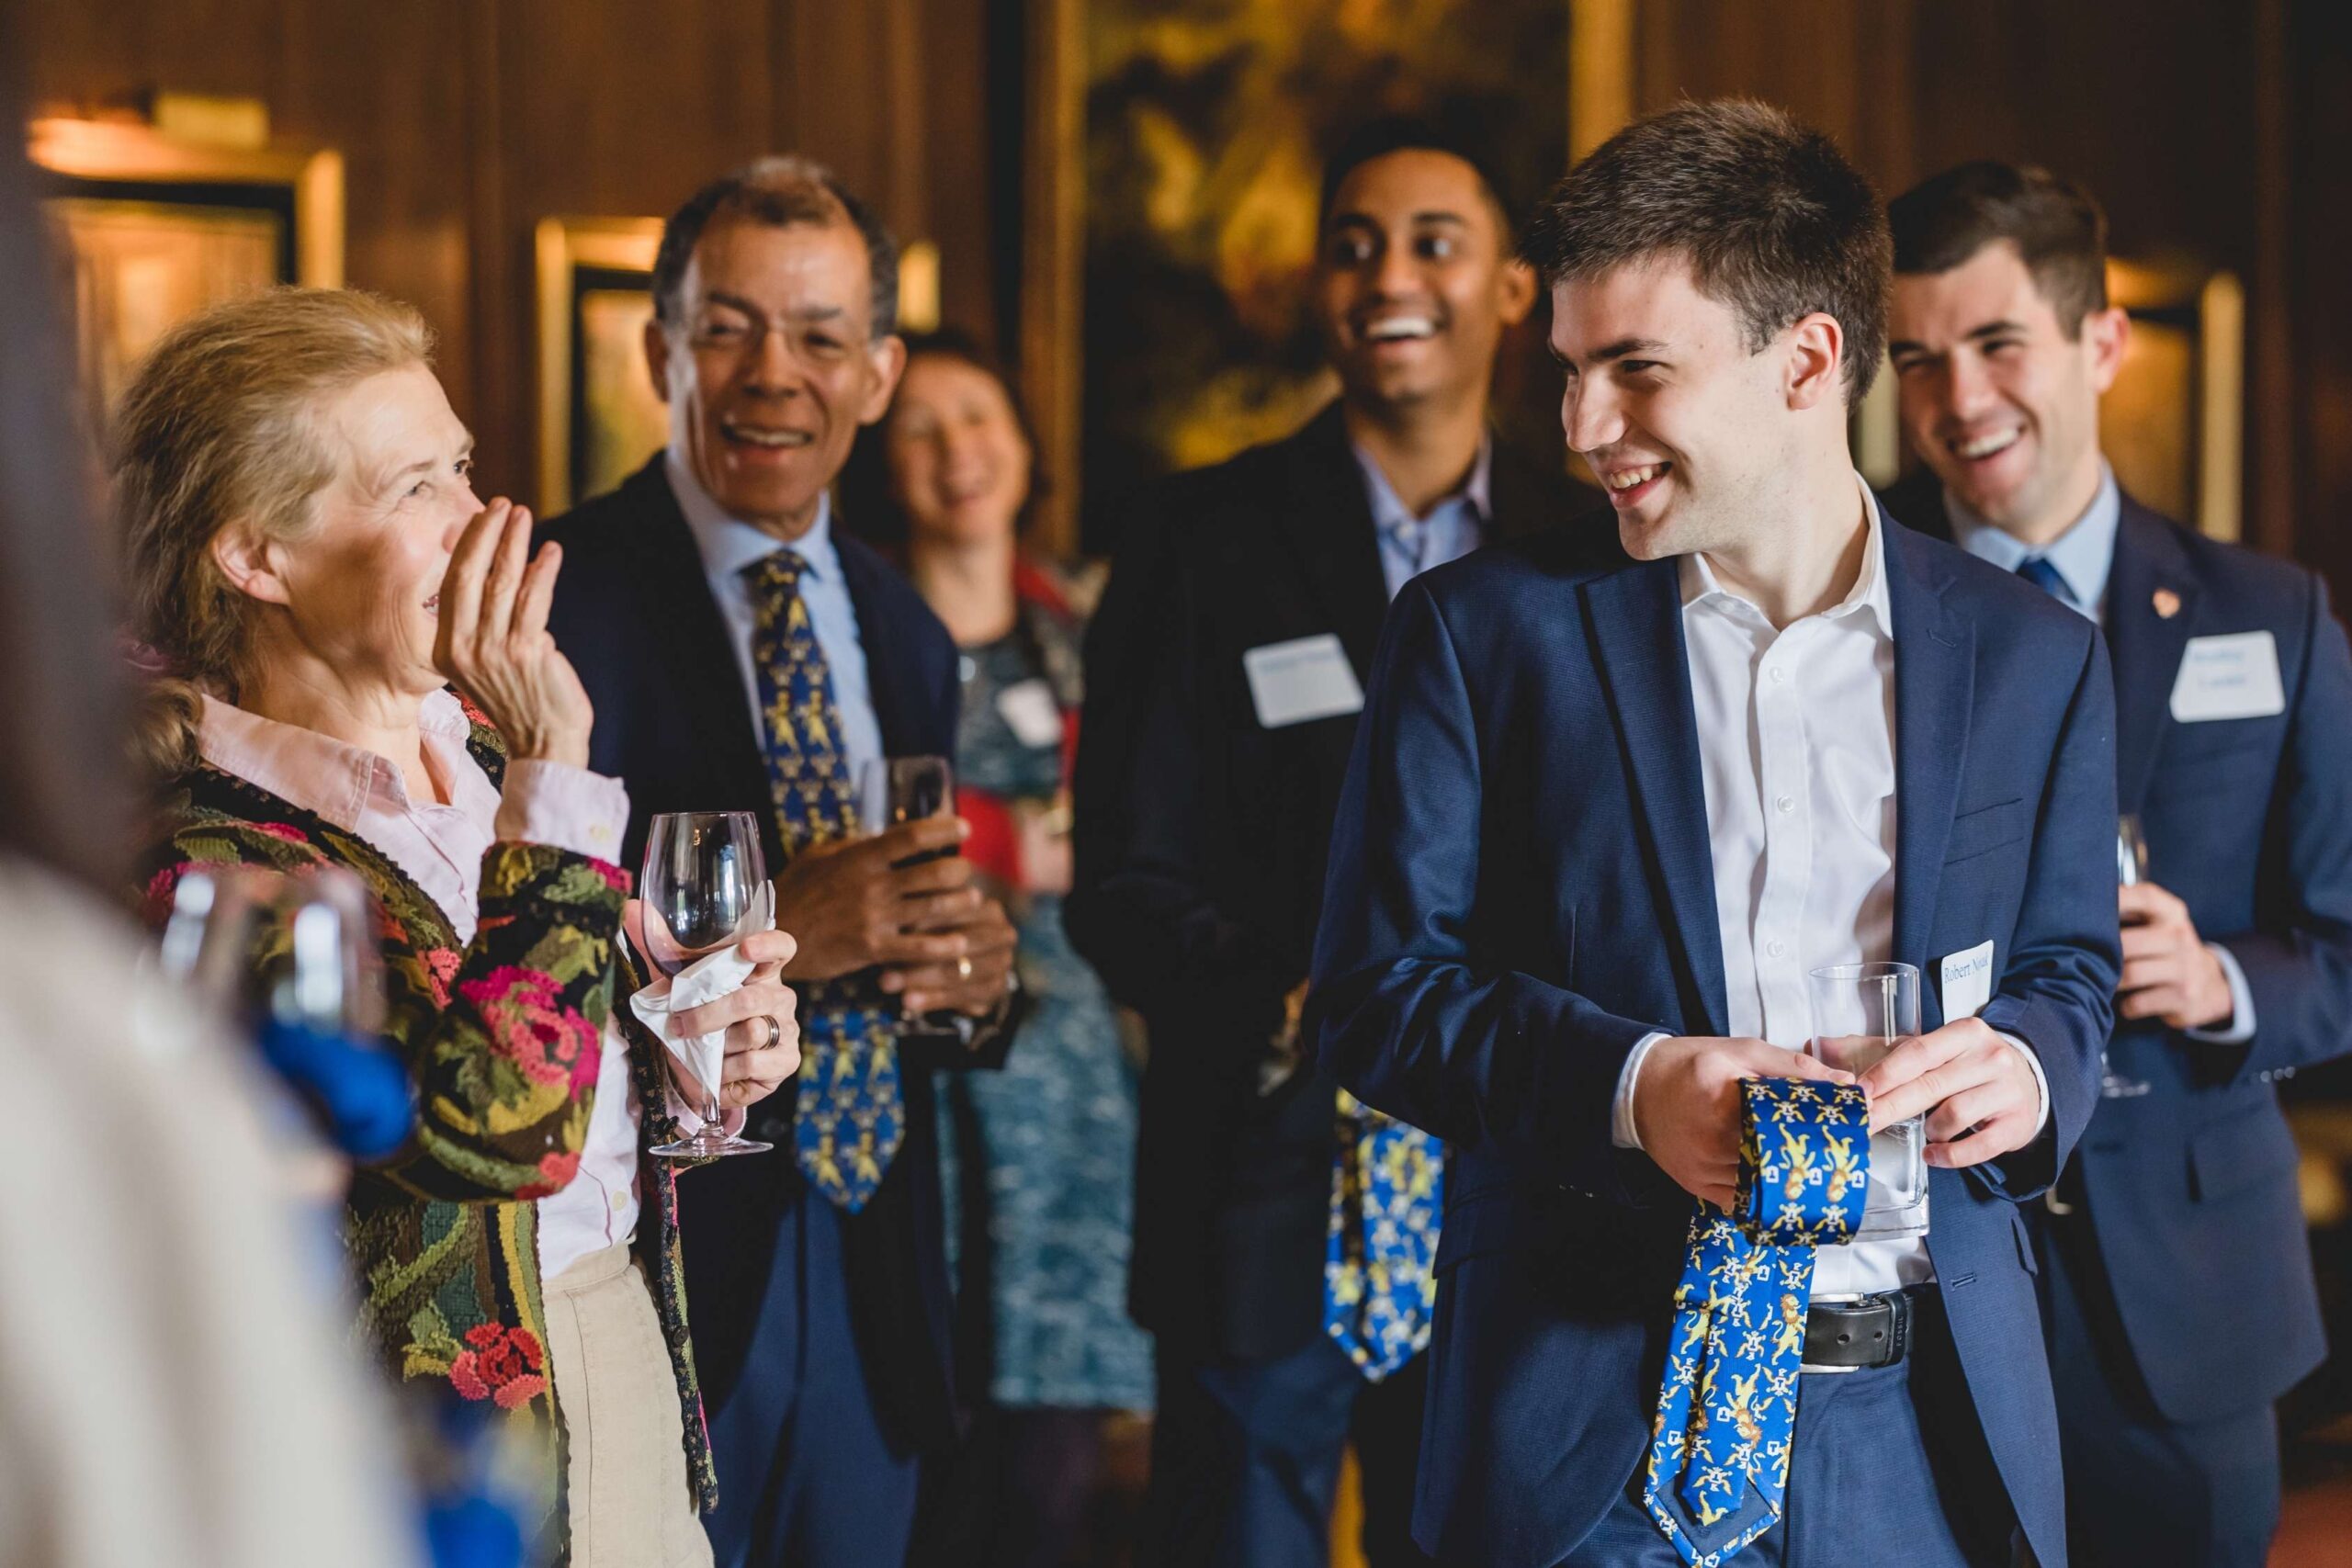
[995,679,1065,749]
[2169,631,2286,724]
[1939,941,1995,1024]
[1242,634,1364,729]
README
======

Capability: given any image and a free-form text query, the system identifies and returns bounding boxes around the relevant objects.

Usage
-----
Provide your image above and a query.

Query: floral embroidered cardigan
[137,717,718,1530]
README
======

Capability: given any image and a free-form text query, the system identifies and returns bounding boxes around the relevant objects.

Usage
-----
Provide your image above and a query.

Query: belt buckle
[1800,1292,1865,1375]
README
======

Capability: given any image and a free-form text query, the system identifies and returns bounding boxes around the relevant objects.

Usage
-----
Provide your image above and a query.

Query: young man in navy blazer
[542,158,1018,1568]
[1311,102,2119,1568]
[1884,161,2352,1568]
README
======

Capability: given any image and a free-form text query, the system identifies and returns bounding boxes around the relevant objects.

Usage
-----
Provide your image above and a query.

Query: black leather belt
[1802,1291,1915,1371]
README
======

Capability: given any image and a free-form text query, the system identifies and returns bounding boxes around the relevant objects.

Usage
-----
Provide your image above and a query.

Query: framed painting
[2105,257,2244,543]
[534,217,671,516]
[28,118,343,430]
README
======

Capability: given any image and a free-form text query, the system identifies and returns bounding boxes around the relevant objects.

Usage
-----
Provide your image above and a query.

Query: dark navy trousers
[2039,1213,2280,1568]
[701,1186,921,1568]
[1552,1301,2017,1568]
[1140,1334,1432,1568]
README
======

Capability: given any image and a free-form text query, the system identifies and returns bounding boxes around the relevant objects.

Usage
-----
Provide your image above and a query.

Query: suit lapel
[1272,404,1391,680]
[1584,561,1729,1037]
[835,534,931,755]
[1883,519,1975,984]
[2103,502,2199,816]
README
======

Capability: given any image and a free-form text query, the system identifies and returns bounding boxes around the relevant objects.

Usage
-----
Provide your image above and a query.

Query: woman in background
[857,332,1152,1567]
[118,288,797,1566]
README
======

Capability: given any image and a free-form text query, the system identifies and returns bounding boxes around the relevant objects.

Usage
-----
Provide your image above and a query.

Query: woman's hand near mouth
[433,499,594,767]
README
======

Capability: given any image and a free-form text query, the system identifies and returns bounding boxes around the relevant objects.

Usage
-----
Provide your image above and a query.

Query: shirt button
[1768,666,1787,684]
[1767,939,1787,958]
[1776,794,1795,814]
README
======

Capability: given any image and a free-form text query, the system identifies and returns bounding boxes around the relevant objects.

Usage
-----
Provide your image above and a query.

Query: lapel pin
[2153,588,2182,620]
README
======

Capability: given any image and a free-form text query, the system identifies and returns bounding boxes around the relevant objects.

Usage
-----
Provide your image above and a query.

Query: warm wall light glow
[899,239,941,334]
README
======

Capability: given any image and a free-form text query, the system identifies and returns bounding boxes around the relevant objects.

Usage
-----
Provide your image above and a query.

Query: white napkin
[628,885,775,1105]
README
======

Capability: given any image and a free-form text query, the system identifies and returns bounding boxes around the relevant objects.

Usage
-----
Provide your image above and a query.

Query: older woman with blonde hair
[121,286,796,1566]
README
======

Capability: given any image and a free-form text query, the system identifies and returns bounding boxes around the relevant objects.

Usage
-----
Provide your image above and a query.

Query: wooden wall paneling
[920,0,999,345]
[1016,0,1083,558]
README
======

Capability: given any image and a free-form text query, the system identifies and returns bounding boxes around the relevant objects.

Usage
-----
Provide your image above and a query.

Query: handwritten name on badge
[1243,634,1363,729]
[1939,941,1995,1023]
[2169,631,2286,724]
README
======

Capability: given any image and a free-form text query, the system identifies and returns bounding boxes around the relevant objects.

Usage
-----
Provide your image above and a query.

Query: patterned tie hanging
[1641,1077,1871,1565]
[1324,1087,1443,1381]
[744,550,903,1211]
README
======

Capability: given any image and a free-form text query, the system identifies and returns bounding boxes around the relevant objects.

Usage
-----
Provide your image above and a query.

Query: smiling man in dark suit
[1884,160,2352,1568]
[541,157,1017,1568]
[1069,117,1571,1566]
[1312,102,2119,1568]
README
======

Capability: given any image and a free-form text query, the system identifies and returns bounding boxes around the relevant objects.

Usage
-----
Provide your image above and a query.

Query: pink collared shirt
[198,690,649,1281]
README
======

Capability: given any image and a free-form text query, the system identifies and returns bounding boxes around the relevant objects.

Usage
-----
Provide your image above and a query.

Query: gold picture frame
[28,117,344,427]
[533,217,669,515]
[2106,257,2245,544]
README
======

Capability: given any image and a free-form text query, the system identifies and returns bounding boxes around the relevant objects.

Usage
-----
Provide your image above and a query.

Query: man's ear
[1785,310,1846,412]
[643,317,675,407]
[2082,305,2131,396]
[209,525,293,608]
[857,333,910,426]
[1496,257,1538,329]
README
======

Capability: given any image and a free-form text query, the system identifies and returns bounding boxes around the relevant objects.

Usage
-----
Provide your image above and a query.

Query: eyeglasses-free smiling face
[1886,239,2126,541]
[885,353,1033,548]
[647,215,906,539]
[1314,148,1533,416]
[1549,255,1824,564]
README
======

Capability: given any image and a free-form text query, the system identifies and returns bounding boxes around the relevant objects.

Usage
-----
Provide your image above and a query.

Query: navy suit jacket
[1308,507,2120,1568]
[540,455,967,1450]
[1894,474,2352,1422]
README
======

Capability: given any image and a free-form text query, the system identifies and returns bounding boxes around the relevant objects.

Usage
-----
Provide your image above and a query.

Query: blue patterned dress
[936,609,1154,1413]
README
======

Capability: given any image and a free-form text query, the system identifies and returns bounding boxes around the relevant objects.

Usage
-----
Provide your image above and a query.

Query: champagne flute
[2105,815,2154,1100]
[858,756,969,1042]
[640,810,775,1156]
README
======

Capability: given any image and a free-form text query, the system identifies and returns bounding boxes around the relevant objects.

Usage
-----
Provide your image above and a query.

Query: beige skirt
[544,1241,712,1568]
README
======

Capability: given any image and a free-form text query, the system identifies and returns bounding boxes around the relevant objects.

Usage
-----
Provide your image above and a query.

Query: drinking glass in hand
[1807,961,1929,1243]
[858,756,969,1042]
[2104,814,2154,1100]
[640,810,773,1156]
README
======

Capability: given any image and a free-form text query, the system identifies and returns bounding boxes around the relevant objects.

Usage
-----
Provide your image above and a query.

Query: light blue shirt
[667,450,885,784]
[1945,463,2121,622]
[1946,461,2253,1043]
[1352,436,1492,601]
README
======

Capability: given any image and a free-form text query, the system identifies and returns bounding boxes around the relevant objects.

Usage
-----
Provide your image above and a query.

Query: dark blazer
[540,455,966,1450]
[1068,402,1574,1359]
[1892,472,2352,1423]
[1308,506,2120,1568]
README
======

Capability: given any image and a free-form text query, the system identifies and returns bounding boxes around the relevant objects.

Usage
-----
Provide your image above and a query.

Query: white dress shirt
[668,450,885,783]
[1945,466,2256,1044]
[1611,477,2050,1299]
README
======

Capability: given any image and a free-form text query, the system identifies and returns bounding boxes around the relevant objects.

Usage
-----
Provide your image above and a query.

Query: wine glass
[1806,961,1928,1242]
[858,756,971,1042]
[2105,815,2154,1100]
[639,810,775,1157]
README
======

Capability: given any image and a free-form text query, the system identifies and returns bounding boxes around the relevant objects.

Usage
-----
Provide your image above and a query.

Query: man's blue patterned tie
[1641,1077,1871,1565]
[744,550,902,1211]
[1324,1089,1443,1380]
[2016,554,2074,607]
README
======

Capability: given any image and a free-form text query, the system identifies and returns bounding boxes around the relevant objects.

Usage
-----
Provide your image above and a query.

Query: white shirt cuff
[1992,1030,2052,1136]
[494,761,631,865]
[2184,942,2258,1045]
[1612,1031,1672,1150]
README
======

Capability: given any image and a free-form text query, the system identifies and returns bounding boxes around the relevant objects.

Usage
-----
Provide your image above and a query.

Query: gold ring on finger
[956,955,973,982]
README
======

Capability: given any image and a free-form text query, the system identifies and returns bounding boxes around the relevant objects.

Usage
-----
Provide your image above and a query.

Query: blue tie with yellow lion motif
[1324,1089,1443,1380]
[1642,1077,1871,1564]
[744,550,903,1211]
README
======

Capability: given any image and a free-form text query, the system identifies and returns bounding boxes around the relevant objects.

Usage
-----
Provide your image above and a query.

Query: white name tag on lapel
[1243,634,1363,729]
[1939,941,1995,1023]
[2170,631,2286,723]
[995,679,1065,748]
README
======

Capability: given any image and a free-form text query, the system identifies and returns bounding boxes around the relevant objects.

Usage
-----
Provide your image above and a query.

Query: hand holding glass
[639,810,774,1157]
[857,756,968,1041]
[1807,961,1929,1243]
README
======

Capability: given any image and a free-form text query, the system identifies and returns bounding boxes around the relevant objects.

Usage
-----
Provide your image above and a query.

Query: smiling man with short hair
[1885,159,2352,1568]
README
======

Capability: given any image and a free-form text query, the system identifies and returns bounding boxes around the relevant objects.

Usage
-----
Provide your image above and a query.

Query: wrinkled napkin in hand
[628,885,776,1106]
